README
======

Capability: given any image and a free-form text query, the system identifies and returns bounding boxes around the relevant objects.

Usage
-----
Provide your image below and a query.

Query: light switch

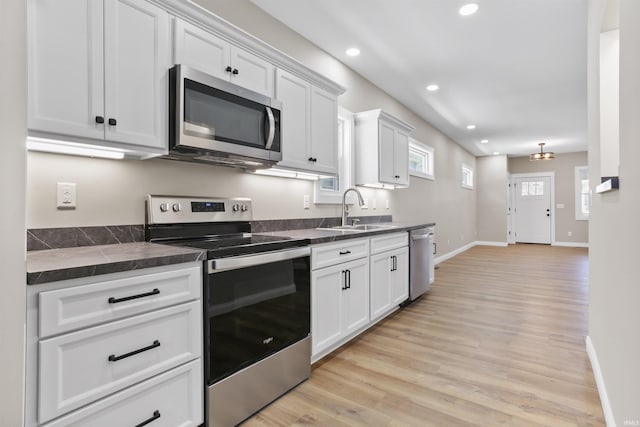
[556,203,565,209]
[303,195,310,209]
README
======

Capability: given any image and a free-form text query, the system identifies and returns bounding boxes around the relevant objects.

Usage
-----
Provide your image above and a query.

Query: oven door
[170,65,281,163]
[204,247,310,384]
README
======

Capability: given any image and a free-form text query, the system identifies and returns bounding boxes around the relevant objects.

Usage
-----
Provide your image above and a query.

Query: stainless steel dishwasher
[407,227,435,302]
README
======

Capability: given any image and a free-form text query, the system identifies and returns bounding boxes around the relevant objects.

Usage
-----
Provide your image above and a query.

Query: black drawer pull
[225,66,233,73]
[232,68,239,75]
[108,340,160,362]
[134,410,161,427]
[108,288,160,304]
[339,250,351,255]
[95,115,104,124]
[108,118,117,126]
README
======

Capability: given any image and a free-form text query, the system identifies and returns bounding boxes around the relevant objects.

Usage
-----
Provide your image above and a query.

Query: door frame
[510,172,556,245]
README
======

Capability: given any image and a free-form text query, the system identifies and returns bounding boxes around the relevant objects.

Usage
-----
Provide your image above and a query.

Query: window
[314,107,354,203]
[409,139,434,180]
[575,166,590,220]
[520,181,544,196]
[461,164,473,189]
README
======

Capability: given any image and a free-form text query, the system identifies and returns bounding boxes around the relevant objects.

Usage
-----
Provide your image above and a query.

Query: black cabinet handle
[95,115,105,124]
[232,68,239,75]
[313,158,317,162]
[108,118,117,126]
[341,270,347,290]
[134,410,161,427]
[108,288,160,304]
[225,66,233,73]
[433,242,437,255]
[395,175,400,179]
[339,250,351,255]
[308,157,314,162]
[346,269,351,289]
[108,340,160,362]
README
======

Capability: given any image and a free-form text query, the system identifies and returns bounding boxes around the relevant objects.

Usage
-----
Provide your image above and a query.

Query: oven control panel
[147,195,252,224]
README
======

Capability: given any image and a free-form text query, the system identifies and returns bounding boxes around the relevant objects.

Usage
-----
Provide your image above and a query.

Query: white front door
[514,176,552,244]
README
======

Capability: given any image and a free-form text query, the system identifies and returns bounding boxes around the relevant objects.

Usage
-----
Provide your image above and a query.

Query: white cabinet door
[378,120,396,184]
[230,46,274,97]
[28,0,104,140]
[394,129,410,186]
[390,247,409,305]
[369,252,392,321]
[104,0,170,150]
[276,69,311,170]
[173,18,230,80]
[342,259,370,335]
[311,265,343,355]
[310,86,338,174]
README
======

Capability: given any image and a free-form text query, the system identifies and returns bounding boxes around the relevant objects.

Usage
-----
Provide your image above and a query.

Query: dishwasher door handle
[411,233,432,241]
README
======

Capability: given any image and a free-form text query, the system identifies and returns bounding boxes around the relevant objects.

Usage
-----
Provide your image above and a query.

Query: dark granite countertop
[27,242,206,285]
[260,222,435,244]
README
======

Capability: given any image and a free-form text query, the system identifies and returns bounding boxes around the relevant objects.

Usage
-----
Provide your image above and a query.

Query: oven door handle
[208,246,310,272]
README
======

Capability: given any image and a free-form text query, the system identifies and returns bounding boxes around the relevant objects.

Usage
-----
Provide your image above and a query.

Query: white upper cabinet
[355,109,415,187]
[276,69,338,175]
[28,0,170,154]
[174,18,274,97]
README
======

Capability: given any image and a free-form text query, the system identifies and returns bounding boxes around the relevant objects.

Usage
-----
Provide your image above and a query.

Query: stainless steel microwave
[167,64,282,169]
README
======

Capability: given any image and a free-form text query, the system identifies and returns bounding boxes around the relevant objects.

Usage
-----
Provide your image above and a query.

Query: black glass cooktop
[172,234,309,258]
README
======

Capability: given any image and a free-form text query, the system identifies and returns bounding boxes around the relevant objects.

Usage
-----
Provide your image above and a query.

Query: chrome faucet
[341,187,366,227]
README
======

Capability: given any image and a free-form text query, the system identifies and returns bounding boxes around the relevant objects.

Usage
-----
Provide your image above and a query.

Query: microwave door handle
[265,106,275,149]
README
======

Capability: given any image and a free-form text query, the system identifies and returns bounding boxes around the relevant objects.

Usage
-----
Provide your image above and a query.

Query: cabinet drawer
[370,232,408,255]
[39,301,202,423]
[311,238,369,270]
[43,360,203,427]
[39,264,201,338]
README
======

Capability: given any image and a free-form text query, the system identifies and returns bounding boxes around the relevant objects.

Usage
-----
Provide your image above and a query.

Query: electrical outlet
[385,199,390,210]
[568,231,572,237]
[57,182,77,209]
[303,195,310,209]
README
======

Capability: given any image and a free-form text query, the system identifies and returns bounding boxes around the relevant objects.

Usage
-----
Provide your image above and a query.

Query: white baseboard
[475,241,508,247]
[435,241,476,265]
[586,336,616,426]
[553,241,589,248]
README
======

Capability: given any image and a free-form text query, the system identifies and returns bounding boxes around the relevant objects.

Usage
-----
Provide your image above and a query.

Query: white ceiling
[250,0,588,157]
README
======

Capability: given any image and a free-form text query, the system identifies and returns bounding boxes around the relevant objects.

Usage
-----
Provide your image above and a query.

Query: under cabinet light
[27,137,126,160]
[251,167,331,181]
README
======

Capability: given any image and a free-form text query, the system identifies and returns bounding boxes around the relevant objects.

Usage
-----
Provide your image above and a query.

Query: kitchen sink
[316,224,398,232]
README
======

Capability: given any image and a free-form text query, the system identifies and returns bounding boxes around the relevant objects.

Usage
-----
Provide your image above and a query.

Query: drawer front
[311,238,369,270]
[39,264,201,338]
[370,232,408,255]
[39,301,202,423]
[43,360,203,427]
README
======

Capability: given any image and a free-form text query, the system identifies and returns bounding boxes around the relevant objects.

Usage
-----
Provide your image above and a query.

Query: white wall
[0,0,26,424]
[26,0,477,257]
[588,0,640,424]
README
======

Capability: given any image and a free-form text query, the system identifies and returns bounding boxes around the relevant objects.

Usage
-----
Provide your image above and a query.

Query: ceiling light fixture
[529,142,555,161]
[493,152,500,155]
[345,48,360,57]
[466,124,476,130]
[459,3,479,16]
[481,139,488,143]
[426,84,439,92]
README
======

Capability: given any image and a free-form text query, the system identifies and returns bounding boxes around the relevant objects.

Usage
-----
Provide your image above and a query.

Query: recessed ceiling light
[346,48,360,57]
[493,152,500,155]
[459,3,479,16]
[466,124,476,130]
[426,84,439,92]
[481,139,489,143]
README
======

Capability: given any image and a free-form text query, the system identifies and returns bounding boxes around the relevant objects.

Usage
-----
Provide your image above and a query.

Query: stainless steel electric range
[145,195,311,427]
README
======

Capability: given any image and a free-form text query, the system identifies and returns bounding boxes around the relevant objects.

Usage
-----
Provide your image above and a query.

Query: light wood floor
[244,244,604,426]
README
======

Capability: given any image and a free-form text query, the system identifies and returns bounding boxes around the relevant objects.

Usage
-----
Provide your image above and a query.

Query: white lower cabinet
[311,232,409,361]
[25,262,204,427]
[311,240,369,360]
[42,360,202,427]
[370,247,409,322]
